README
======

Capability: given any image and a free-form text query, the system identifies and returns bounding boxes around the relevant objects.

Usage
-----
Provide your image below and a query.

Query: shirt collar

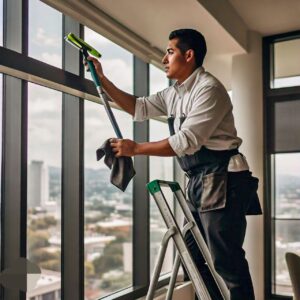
[173,66,205,93]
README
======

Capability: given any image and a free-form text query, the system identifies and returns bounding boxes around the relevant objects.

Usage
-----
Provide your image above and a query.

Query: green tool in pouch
[64,33,123,138]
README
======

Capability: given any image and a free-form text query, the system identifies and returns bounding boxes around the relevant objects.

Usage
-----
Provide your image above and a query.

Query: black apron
[167,115,262,215]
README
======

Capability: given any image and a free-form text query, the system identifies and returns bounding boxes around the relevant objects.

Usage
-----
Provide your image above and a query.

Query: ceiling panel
[88,0,245,56]
[229,0,300,36]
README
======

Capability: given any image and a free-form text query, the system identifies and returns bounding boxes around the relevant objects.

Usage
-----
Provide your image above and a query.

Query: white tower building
[28,160,49,209]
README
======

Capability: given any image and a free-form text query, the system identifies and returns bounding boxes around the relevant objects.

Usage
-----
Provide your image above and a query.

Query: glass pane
[28,0,62,68]
[274,219,300,296]
[275,153,300,218]
[149,119,174,276]
[0,0,3,46]
[27,83,62,299]
[150,64,169,94]
[84,101,133,299]
[274,100,300,152]
[273,39,300,88]
[84,27,133,94]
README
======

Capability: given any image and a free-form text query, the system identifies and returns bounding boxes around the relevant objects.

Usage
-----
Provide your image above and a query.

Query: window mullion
[2,1,27,300]
[61,15,84,300]
[133,56,150,287]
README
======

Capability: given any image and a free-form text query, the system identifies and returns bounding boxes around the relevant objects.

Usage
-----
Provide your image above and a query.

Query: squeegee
[64,33,123,139]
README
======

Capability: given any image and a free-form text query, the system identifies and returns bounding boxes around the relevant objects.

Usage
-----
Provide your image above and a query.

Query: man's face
[162,38,187,80]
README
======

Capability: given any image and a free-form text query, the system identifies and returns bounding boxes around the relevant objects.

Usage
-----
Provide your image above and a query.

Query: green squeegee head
[65,32,101,58]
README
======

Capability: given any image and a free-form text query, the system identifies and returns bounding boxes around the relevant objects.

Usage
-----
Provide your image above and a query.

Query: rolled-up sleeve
[168,85,232,157]
[134,89,168,121]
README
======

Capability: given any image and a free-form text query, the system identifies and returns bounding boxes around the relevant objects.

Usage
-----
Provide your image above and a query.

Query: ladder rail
[173,188,230,300]
[146,227,176,300]
[148,181,211,300]
[147,179,230,300]
[165,222,194,300]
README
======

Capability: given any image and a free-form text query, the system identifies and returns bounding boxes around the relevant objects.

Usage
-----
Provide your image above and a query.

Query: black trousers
[184,171,255,300]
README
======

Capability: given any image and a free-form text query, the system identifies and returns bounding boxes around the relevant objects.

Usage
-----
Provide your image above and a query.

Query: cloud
[33,27,60,48]
[27,84,62,166]
[28,124,62,167]
[85,57,133,93]
[276,153,300,176]
[102,58,133,93]
[40,52,61,68]
[28,84,61,112]
[150,65,168,95]
[85,27,111,47]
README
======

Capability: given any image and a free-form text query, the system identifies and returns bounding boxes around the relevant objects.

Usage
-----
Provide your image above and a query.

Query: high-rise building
[28,160,49,209]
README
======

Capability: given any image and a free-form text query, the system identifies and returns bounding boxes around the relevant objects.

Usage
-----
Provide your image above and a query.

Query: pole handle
[86,60,101,88]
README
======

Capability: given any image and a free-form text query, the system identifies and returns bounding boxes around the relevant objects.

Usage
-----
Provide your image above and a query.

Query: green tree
[40,259,61,272]
[30,216,57,230]
[93,254,123,277]
[85,261,95,277]
[92,241,123,277]
[29,248,60,264]
[100,272,131,290]
[28,230,50,252]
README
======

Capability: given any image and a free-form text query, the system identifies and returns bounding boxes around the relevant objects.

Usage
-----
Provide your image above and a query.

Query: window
[273,38,300,88]
[273,154,300,295]
[273,100,300,295]
[84,27,133,94]
[265,32,300,299]
[1,3,176,298]
[149,120,174,275]
[149,64,173,275]
[27,83,62,297]
[28,0,62,68]
[84,102,133,299]
[84,28,134,297]
[42,291,55,300]
[149,64,169,95]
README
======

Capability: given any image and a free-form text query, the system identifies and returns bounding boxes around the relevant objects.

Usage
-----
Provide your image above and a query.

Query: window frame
[263,30,300,300]
[0,1,182,299]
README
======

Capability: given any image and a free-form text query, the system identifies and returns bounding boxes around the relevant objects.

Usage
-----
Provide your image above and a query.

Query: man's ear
[185,49,195,63]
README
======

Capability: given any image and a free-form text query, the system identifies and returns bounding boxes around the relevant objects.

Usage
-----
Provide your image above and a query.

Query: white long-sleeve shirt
[134,67,242,158]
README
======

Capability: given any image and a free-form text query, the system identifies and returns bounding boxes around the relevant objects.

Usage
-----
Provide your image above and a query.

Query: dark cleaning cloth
[96,139,136,192]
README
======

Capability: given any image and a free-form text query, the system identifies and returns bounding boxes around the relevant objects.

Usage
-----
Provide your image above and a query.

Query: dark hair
[169,29,207,67]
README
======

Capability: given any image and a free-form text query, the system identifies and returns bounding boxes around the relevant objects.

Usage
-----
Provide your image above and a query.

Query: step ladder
[146,179,230,300]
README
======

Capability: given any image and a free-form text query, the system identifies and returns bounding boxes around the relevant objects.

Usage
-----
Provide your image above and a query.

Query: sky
[275,153,300,177]
[29,0,62,68]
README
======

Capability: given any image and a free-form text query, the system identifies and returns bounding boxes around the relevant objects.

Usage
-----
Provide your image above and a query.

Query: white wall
[232,31,264,300]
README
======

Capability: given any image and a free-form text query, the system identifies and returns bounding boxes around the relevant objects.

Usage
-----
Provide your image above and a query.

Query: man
[86,29,261,299]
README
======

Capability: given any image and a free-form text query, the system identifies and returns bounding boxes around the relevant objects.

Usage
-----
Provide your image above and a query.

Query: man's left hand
[110,138,138,157]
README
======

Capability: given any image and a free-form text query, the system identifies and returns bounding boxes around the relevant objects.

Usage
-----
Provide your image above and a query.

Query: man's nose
[162,54,168,64]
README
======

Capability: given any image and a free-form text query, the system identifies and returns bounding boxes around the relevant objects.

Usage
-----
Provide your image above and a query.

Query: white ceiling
[229,0,300,36]
[88,0,300,54]
[87,0,245,56]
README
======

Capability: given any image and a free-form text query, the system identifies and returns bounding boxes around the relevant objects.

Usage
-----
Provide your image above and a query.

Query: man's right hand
[84,56,104,79]
[83,55,137,116]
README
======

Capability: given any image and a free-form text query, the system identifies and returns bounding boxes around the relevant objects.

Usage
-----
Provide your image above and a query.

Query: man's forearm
[100,75,136,116]
[135,138,176,157]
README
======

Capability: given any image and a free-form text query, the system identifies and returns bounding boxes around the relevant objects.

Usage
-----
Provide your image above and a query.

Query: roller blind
[274,99,300,152]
